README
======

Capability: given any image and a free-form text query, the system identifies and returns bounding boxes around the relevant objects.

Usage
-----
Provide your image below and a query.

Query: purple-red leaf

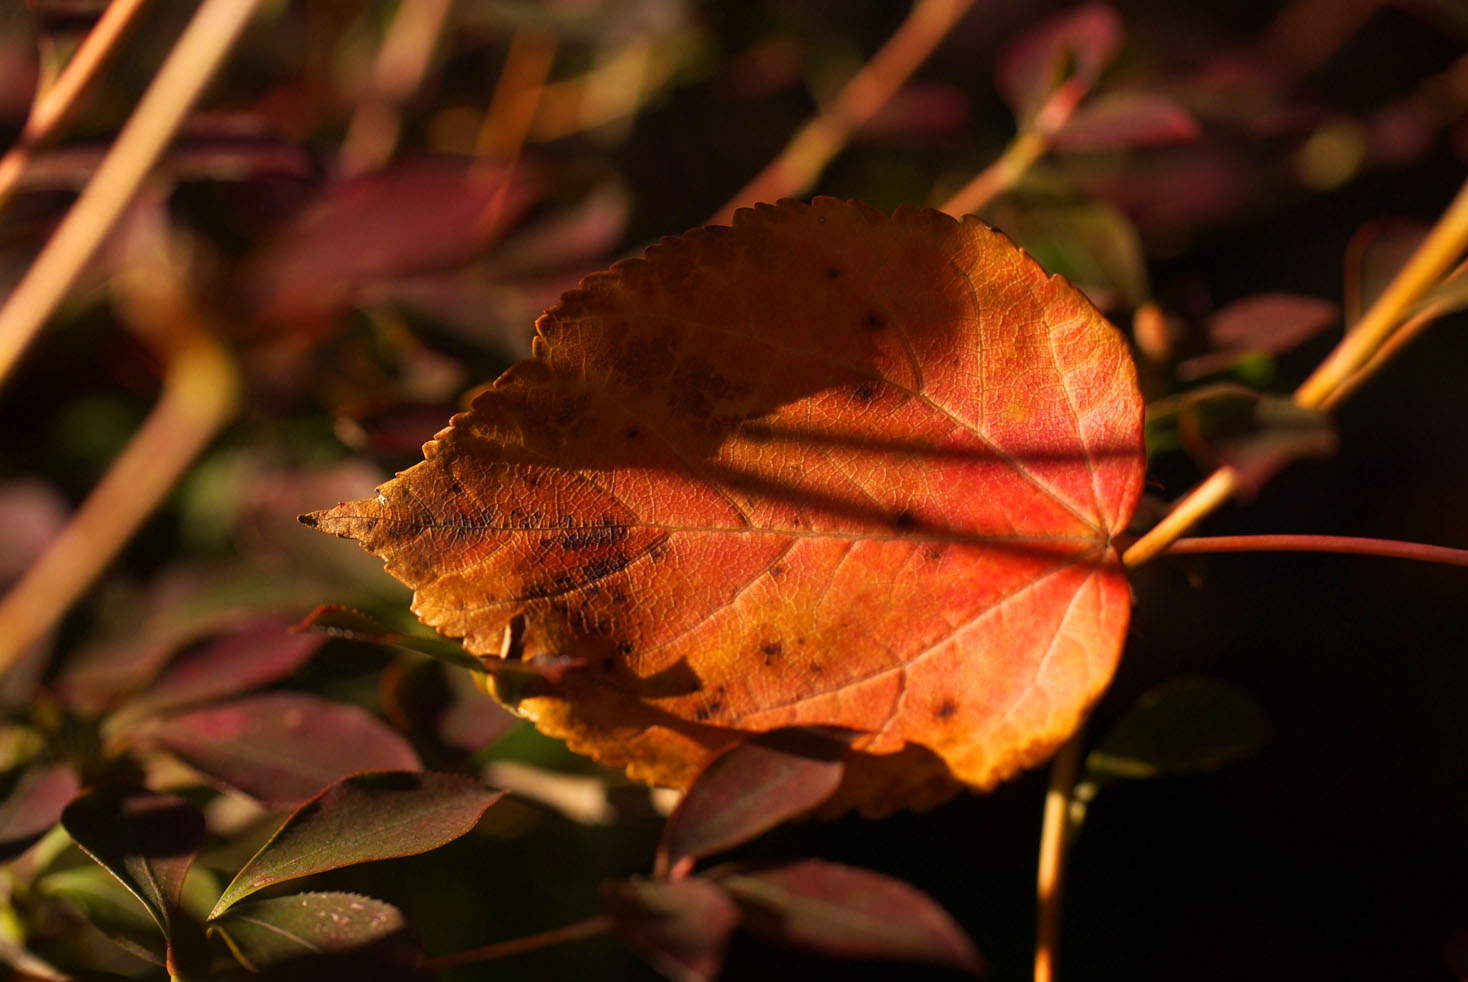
[248,156,539,327]
[209,892,408,972]
[136,692,420,807]
[0,762,79,862]
[1053,91,1201,152]
[711,859,982,973]
[110,614,323,726]
[210,771,502,917]
[60,788,204,943]
[602,877,740,982]
[1179,293,1339,379]
[998,4,1123,123]
[657,728,850,877]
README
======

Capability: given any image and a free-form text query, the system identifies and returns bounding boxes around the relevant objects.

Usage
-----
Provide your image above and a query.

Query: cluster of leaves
[0,1,1465,979]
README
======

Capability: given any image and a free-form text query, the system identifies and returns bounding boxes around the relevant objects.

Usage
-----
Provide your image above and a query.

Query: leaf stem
[418,915,613,972]
[0,0,265,390]
[0,0,154,214]
[1034,728,1083,982]
[1120,466,1239,568]
[706,0,975,226]
[1164,534,1468,568]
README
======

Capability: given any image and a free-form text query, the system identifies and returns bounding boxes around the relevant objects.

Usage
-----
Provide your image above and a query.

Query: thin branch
[0,0,266,391]
[707,0,975,226]
[0,0,153,213]
[1034,728,1084,982]
[1121,467,1239,569]
[1123,174,1468,570]
[940,79,1086,217]
[1165,534,1468,568]
[1294,173,1468,408]
[0,329,238,678]
[419,915,613,973]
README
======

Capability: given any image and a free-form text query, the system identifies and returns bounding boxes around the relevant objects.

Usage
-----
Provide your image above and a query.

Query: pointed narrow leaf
[305,198,1145,814]
[0,762,79,862]
[111,614,324,724]
[137,691,421,807]
[712,859,982,973]
[211,771,501,917]
[60,788,204,941]
[1053,91,1201,152]
[658,728,850,876]
[294,605,481,669]
[602,877,739,982]
[209,892,407,972]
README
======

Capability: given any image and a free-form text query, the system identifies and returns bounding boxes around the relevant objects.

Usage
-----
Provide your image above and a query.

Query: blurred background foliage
[1,0,1467,978]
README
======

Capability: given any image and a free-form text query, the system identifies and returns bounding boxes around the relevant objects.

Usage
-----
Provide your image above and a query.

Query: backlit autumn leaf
[305,198,1144,814]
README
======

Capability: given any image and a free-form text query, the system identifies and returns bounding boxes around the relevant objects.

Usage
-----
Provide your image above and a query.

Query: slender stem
[1319,277,1464,411]
[0,0,265,390]
[476,27,557,161]
[707,0,975,226]
[338,0,453,176]
[1121,467,1239,569]
[0,330,238,678]
[419,915,613,973]
[1165,534,1468,568]
[940,79,1086,217]
[1034,728,1084,982]
[1294,174,1468,408]
[0,0,154,213]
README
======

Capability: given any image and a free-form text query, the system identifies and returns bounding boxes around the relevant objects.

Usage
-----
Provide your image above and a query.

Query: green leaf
[1086,675,1270,782]
[211,771,501,918]
[209,892,406,972]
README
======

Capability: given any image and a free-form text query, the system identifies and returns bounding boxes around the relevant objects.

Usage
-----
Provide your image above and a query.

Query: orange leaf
[305,198,1145,814]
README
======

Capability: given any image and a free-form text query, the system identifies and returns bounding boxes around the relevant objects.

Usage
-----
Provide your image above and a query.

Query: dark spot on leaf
[893,510,917,530]
[582,552,633,582]
[770,564,785,578]
[854,380,881,403]
[927,548,943,560]
[809,661,823,674]
[796,637,806,645]
[761,641,782,657]
[936,700,958,719]
[448,478,464,494]
[558,523,628,551]
[624,426,640,439]
[827,267,841,278]
[864,311,885,330]
[616,641,634,655]
[695,706,712,721]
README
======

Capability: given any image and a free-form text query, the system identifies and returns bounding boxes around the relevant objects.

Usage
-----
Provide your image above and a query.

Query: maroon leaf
[210,771,502,917]
[657,729,851,878]
[60,788,204,946]
[209,892,408,972]
[110,614,324,725]
[710,859,982,973]
[602,877,740,982]
[136,692,420,807]
[1179,293,1339,379]
[383,659,518,754]
[1053,91,1201,152]
[0,763,79,862]
[997,3,1123,122]
[248,156,539,327]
